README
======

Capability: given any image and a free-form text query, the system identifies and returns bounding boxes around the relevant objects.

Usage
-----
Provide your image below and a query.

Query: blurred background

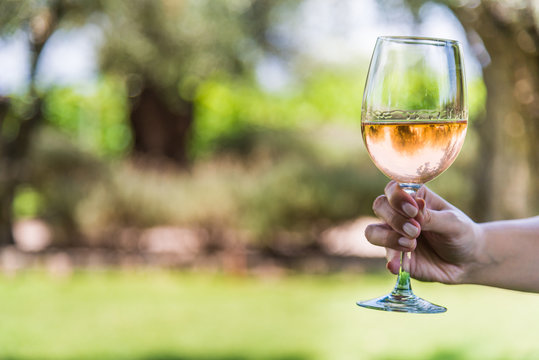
[0,0,538,359]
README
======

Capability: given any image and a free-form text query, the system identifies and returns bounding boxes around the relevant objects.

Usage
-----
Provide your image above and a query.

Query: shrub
[75,124,387,250]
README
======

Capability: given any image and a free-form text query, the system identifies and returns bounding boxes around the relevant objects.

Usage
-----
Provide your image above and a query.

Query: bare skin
[366,181,539,292]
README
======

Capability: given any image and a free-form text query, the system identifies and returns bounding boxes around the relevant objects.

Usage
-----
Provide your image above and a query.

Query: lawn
[0,269,538,360]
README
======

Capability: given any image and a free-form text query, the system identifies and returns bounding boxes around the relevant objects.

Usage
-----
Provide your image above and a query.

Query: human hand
[365,181,483,284]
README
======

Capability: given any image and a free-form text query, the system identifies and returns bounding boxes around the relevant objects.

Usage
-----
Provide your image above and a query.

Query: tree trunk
[130,87,193,166]
[0,2,62,245]
[452,2,539,220]
[0,97,15,245]
[0,98,44,245]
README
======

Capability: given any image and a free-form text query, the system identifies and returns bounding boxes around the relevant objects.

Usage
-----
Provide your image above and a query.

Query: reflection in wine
[362,120,467,184]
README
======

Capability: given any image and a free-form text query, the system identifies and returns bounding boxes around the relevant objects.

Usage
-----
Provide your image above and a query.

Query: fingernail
[403,222,419,238]
[398,237,413,248]
[402,202,418,217]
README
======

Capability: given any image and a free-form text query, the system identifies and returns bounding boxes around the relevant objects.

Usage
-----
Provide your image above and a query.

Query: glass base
[357,292,446,314]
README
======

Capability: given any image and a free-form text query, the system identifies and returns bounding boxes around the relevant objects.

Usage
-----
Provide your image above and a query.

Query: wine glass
[357,36,467,313]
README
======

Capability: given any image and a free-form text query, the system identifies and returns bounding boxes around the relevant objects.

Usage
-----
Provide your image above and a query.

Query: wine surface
[362,120,467,184]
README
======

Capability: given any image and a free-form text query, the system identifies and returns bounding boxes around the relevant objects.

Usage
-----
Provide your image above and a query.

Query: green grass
[0,270,538,360]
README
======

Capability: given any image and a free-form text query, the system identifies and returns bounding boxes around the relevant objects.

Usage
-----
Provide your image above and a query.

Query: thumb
[417,198,460,234]
[386,248,400,275]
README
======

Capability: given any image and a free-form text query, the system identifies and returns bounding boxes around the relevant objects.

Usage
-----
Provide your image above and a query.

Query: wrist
[453,217,539,292]
[458,222,492,285]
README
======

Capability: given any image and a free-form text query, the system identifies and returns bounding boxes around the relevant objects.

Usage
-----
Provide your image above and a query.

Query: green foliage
[378,68,442,110]
[242,147,384,241]
[13,186,43,219]
[8,64,487,247]
[13,127,105,245]
[191,69,366,158]
[77,160,243,232]
[6,77,131,234]
[43,77,132,158]
[33,70,486,245]
[302,71,367,122]
[0,95,39,144]
[0,1,31,34]
[468,77,486,120]
[192,70,485,158]
[0,0,518,248]
[76,124,385,247]
[0,0,92,37]
[98,0,296,110]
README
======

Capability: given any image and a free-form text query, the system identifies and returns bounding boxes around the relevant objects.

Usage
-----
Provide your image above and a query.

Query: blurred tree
[0,0,102,244]
[393,0,539,220]
[448,0,539,221]
[98,0,292,165]
[0,0,298,245]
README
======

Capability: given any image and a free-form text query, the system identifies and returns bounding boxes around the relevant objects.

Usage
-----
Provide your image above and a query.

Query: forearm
[463,216,539,292]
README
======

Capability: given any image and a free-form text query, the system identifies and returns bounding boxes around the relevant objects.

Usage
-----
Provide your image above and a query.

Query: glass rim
[377,36,460,46]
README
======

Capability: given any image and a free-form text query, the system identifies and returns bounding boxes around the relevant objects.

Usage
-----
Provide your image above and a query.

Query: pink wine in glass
[361,120,467,184]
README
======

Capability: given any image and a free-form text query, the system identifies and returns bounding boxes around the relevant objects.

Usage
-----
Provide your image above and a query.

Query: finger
[386,248,400,275]
[372,195,421,239]
[417,204,463,234]
[416,185,455,212]
[385,181,419,218]
[365,223,417,252]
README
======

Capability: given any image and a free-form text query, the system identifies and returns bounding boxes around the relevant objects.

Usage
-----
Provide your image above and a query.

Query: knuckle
[384,181,396,196]
[422,208,432,224]
[372,195,386,212]
[444,210,459,223]
[364,224,389,247]
[387,213,404,230]
[389,231,401,244]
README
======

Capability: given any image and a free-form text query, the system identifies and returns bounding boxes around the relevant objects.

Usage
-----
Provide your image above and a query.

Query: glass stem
[393,251,412,296]
[392,183,421,297]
